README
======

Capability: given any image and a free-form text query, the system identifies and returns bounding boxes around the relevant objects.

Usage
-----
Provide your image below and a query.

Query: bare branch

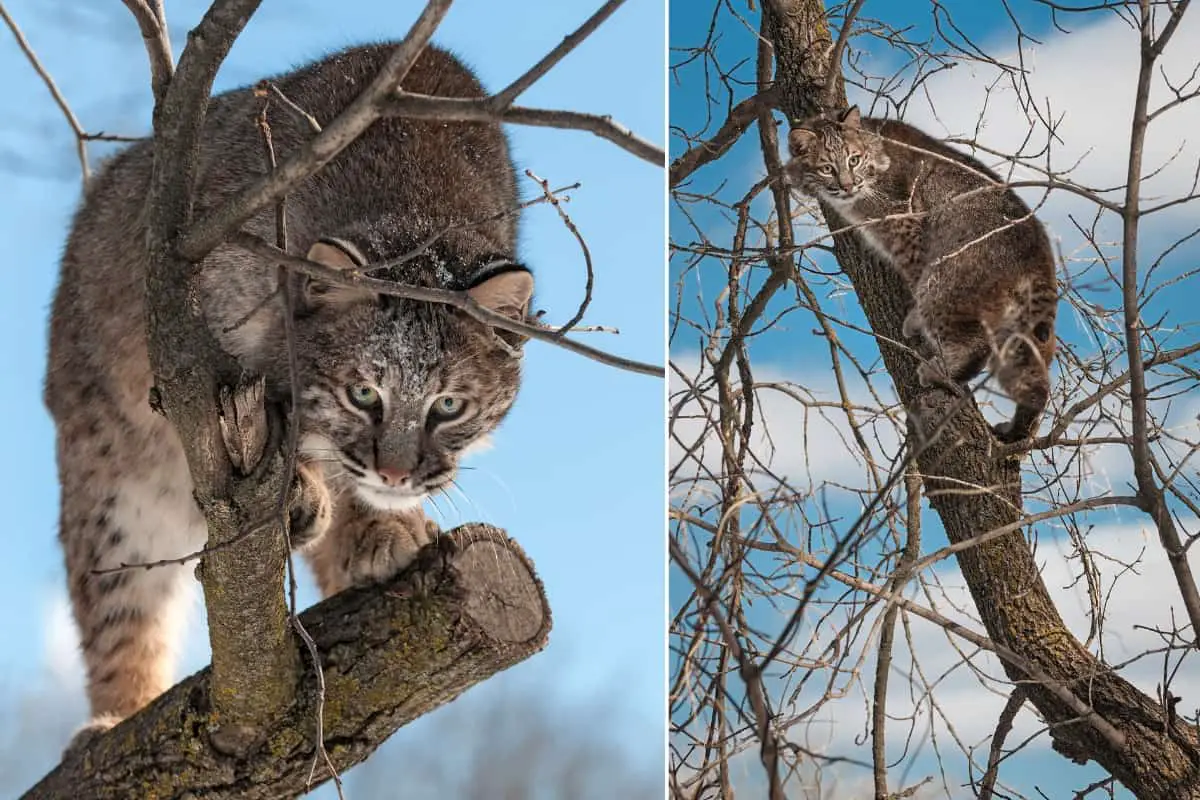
[230,231,665,377]
[0,2,89,184]
[491,0,627,109]
[119,0,173,101]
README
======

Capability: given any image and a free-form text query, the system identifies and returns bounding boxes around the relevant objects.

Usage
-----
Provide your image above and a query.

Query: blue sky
[670,2,1200,798]
[0,0,665,795]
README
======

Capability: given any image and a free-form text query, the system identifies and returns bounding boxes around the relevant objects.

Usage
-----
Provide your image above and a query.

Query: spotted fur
[47,43,532,743]
[785,106,1057,443]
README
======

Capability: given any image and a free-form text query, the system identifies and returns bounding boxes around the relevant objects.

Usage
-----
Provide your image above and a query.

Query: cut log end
[450,525,550,644]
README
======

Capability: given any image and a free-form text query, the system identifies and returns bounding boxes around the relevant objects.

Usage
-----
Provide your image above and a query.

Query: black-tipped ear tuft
[788,127,818,157]
[298,238,375,311]
[466,264,534,322]
[838,105,862,127]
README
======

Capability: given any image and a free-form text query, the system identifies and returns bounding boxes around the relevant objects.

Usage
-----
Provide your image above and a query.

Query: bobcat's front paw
[288,460,331,548]
[346,508,439,587]
[63,713,122,759]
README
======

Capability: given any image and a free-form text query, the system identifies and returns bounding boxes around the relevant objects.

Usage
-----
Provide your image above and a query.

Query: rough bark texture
[140,0,299,754]
[20,525,551,800]
[766,1,1200,796]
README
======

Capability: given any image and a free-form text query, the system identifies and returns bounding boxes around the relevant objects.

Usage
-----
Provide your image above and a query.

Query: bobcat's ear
[299,238,375,310]
[838,105,862,128]
[788,127,818,156]
[467,265,534,324]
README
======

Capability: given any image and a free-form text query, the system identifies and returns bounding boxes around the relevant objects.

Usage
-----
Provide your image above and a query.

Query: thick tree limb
[20,525,551,800]
[767,1,1200,796]
[141,0,290,757]
[669,90,775,188]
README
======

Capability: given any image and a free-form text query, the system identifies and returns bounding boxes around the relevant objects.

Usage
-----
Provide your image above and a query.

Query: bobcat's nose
[377,466,412,487]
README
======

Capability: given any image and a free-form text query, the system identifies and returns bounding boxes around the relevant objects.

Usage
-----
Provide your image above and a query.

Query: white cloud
[872,11,1200,228]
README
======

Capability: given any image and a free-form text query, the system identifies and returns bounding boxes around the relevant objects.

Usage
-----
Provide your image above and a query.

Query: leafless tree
[3,0,664,797]
[670,1,1200,798]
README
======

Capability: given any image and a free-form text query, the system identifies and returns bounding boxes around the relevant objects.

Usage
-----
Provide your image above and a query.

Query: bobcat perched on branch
[784,106,1057,443]
[46,44,533,742]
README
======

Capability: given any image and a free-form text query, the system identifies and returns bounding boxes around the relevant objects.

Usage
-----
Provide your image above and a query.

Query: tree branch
[20,526,551,800]
[230,232,665,377]
[178,0,454,262]
[490,0,627,109]
[669,90,776,188]
[141,0,287,758]
[0,2,90,184]
[119,0,174,102]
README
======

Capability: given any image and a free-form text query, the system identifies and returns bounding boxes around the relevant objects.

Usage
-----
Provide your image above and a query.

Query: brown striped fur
[47,43,533,746]
[785,106,1058,443]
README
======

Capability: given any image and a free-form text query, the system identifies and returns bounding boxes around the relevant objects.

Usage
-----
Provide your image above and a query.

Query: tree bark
[765,1,1200,796]
[20,525,551,800]
[142,0,299,752]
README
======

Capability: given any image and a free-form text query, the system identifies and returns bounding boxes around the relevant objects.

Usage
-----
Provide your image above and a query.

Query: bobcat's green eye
[819,164,835,176]
[848,154,862,167]
[347,384,381,410]
[430,395,467,421]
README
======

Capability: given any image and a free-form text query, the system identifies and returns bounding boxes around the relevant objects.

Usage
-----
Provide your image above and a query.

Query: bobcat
[46,43,533,742]
[784,106,1057,443]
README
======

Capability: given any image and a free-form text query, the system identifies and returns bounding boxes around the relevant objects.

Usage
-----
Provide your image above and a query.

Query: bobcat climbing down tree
[784,106,1058,443]
[46,43,534,744]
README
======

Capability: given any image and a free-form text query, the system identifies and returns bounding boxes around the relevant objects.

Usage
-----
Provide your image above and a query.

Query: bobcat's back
[785,107,1058,442]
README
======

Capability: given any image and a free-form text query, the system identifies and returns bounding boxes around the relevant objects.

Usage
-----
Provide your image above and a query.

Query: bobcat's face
[784,106,889,202]
[293,239,532,511]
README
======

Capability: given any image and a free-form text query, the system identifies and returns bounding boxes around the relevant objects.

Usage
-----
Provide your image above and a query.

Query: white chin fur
[355,484,425,511]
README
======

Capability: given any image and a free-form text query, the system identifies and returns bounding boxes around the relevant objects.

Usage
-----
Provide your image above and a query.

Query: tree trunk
[765,1,1200,795]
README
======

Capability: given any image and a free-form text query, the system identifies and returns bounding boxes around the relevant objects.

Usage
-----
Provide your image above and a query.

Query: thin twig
[387,94,665,167]
[230,232,665,377]
[256,96,344,799]
[367,182,580,274]
[491,0,627,109]
[0,2,89,184]
[525,170,595,333]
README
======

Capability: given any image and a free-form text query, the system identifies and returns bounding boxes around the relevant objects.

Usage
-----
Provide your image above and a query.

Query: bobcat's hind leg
[61,470,206,753]
[991,329,1052,443]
